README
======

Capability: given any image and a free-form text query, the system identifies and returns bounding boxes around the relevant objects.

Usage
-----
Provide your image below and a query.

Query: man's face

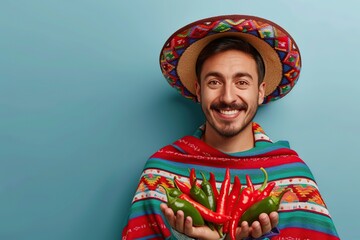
[195,49,265,138]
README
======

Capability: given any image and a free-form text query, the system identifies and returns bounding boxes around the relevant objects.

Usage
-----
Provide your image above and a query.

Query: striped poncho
[121,123,339,239]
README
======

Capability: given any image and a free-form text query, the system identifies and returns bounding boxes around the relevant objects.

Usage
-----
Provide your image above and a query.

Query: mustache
[210,101,248,111]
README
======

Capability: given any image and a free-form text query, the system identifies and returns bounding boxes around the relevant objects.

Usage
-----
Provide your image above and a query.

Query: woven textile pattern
[121,123,339,240]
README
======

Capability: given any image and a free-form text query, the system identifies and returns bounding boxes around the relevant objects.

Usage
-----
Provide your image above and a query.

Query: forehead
[201,50,258,76]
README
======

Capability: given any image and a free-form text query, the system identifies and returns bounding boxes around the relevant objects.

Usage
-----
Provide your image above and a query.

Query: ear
[258,81,266,105]
[195,81,201,102]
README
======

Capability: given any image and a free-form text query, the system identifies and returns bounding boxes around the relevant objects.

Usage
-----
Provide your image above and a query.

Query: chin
[219,119,254,136]
[213,124,244,138]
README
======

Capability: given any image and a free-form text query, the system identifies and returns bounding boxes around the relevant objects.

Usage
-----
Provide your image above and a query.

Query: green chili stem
[259,167,268,191]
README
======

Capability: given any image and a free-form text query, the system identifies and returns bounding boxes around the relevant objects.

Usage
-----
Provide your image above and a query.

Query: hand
[230,211,279,239]
[160,203,221,240]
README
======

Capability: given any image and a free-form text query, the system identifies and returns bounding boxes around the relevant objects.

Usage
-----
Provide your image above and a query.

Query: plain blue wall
[1,0,358,239]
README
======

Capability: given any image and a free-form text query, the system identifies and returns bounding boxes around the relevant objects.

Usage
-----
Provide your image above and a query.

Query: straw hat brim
[160,15,301,104]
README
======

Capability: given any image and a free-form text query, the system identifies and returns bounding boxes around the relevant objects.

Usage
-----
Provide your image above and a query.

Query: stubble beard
[204,102,258,138]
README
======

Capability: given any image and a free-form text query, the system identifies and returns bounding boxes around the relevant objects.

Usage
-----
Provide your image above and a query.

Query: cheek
[242,92,260,110]
[200,91,216,114]
[200,89,215,104]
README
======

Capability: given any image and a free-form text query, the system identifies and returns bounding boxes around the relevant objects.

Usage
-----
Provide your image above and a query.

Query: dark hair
[195,37,265,85]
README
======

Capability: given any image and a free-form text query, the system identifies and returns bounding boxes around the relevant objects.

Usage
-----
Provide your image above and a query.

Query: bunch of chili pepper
[222,167,289,240]
[164,168,231,232]
[162,167,289,240]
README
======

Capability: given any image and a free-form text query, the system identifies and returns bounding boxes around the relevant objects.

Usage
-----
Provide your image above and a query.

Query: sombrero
[159,15,301,104]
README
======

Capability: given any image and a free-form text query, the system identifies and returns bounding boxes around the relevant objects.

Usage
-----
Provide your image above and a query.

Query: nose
[220,83,237,104]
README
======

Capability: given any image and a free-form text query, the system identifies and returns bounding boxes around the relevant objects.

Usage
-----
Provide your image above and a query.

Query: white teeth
[219,109,239,115]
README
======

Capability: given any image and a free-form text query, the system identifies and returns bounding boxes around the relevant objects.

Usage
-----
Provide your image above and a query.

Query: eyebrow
[203,71,254,80]
[203,72,222,80]
[233,72,253,80]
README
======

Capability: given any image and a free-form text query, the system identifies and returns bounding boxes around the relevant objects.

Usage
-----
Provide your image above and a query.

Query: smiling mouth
[210,102,247,119]
[219,109,240,115]
[214,108,242,119]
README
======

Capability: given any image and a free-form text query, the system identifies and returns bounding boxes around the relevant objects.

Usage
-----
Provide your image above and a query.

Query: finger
[161,204,176,227]
[250,221,262,238]
[160,203,170,216]
[175,210,185,232]
[258,213,272,233]
[183,216,194,236]
[269,211,279,228]
[237,221,250,239]
[160,203,166,210]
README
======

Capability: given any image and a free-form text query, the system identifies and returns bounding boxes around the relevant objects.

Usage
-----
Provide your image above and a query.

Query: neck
[202,122,255,153]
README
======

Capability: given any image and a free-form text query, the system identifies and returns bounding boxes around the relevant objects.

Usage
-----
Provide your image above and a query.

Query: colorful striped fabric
[121,123,339,240]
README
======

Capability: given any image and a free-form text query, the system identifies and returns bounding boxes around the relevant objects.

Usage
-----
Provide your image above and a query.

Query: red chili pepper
[209,172,219,200]
[188,168,202,188]
[189,168,197,186]
[245,174,256,204]
[241,188,291,225]
[216,168,230,215]
[228,186,254,240]
[222,175,241,233]
[227,176,241,212]
[246,174,255,192]
[256,181,276,201]
[173,176,191,195]
[178,194,231,224]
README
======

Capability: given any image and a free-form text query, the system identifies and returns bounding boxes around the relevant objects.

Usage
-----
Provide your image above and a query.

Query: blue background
[1,0,358,239]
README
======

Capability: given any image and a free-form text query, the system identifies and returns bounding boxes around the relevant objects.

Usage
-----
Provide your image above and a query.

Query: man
[121,15,339,240]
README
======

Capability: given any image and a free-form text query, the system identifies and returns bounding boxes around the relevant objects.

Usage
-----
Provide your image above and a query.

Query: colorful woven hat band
[160,15,301,104]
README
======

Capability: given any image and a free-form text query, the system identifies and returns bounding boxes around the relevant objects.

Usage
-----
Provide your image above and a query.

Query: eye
[236,80,249,88]
[207,79,222,87]
[209,80,219,85]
